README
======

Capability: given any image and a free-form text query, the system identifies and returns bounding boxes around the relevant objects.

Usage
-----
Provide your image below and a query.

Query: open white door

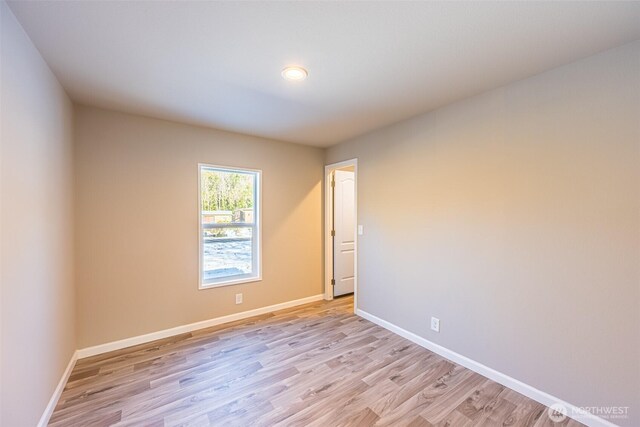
[333,170,355,296]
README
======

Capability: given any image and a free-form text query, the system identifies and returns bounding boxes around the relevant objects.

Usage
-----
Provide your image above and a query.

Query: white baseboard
[77,294,324,359]
[37,350,78,427]
[356,309,618,427]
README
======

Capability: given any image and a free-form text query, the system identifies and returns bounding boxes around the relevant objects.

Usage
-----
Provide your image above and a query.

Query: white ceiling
[8,1,640,147]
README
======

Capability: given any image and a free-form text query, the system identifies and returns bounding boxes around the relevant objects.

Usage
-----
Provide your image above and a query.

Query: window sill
[199,276,262,290]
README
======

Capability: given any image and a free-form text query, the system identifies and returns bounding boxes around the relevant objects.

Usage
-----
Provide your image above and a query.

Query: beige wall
[0,1,76,425]
[327,41,640,426]
[74,106,324,348]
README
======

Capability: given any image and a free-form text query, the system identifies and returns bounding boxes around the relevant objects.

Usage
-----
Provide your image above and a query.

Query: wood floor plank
[369,359,456,419]
[374,365,475,426]
[469,397,518,427]
[407,416,435,427]
[454,379,505,421]
[499,388,548,427]
[49,296,585,427]
[433,410,471,427]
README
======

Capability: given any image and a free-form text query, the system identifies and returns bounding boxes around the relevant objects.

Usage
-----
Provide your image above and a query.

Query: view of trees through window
[200,169,254,212]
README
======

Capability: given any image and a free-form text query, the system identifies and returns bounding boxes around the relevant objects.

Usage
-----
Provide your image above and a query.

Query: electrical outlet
[235,293,243,305]
[357,225,364,235]
[430,316,440,333]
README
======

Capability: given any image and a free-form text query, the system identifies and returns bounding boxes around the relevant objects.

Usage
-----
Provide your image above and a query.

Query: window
[199,164,261,288]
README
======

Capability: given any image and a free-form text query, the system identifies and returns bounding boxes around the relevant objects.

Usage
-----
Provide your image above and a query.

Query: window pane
[202,227,253,280]
[200,168,255,223]
[200,165,260,287]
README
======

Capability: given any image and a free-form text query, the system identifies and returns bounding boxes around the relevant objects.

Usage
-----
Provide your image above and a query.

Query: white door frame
[324,158,358,313]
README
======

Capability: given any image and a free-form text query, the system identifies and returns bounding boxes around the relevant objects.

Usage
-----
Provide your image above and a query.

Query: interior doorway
[324,159,358,311]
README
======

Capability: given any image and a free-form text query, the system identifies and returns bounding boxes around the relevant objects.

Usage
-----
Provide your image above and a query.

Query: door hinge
[331,178,335,188]
[331,229,335,237]
[331,279,336,286]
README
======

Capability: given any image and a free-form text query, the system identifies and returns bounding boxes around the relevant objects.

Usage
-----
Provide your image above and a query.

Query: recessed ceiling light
[282,66,308,81]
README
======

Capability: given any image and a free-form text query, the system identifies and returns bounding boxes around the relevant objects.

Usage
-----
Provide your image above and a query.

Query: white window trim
[198,163,262,290]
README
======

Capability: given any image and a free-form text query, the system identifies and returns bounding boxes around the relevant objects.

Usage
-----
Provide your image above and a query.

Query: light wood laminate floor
[50,296,584,427]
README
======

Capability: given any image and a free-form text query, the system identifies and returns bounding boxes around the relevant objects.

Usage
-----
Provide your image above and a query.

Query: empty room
[1,1,639,426]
